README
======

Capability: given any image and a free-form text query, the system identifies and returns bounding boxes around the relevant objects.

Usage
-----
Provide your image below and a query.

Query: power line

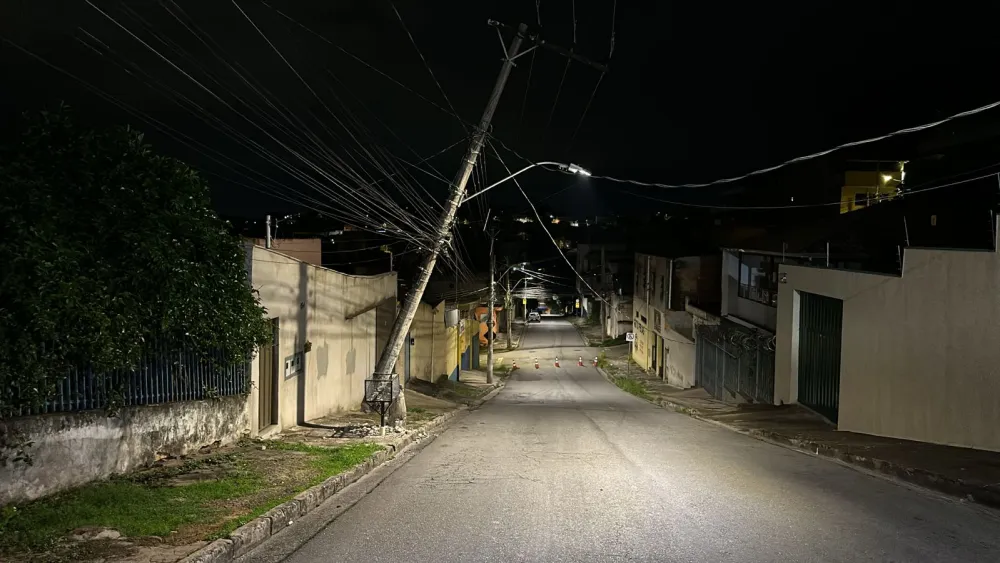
[388,1,467,132]
[567,0,616,154]
[592,97,1000,190]
[623,170,1000,210]
[566,72,603,154]
[488,140,609,305]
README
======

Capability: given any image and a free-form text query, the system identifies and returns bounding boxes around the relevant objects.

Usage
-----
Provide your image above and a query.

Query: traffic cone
[555,357,560,368]
[512,360,518,371]
[593,356,598,367]
[578,356,584,366]
[534,358,539,369]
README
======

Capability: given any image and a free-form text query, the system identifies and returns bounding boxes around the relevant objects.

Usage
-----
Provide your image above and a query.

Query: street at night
[235,320,1000,563]
[5,2,1000,562]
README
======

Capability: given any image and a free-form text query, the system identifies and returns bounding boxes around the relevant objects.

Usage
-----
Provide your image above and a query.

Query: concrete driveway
[243,319,1000,562]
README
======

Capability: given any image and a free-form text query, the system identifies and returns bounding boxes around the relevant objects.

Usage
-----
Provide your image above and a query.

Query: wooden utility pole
[369,23,529,423]
[369,20,607,424]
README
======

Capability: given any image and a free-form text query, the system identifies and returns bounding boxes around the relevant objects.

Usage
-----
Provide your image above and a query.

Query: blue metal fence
[16,341,250,417]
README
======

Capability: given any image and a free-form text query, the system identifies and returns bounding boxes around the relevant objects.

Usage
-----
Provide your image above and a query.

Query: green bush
[0,106,272,416]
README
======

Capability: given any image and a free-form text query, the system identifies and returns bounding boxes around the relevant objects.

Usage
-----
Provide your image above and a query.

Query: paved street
[254,319,1000,562]
[518,314,587,351]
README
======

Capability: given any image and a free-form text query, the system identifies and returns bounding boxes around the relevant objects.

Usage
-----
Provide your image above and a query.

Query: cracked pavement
[252,319,1000,562]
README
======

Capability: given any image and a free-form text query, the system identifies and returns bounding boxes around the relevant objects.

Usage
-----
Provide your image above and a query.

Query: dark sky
[2,1,999,219]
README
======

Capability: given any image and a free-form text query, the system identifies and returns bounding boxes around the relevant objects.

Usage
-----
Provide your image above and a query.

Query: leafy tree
[0,105,271,416]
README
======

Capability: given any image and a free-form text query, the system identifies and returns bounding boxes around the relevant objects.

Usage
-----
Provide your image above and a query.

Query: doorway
[798,292,844,422]
[651,334,659,374]
[258,318,279,431]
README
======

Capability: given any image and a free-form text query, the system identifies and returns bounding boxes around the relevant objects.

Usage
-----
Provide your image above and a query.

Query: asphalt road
[518,315,587,351]
[252,319,1000,562]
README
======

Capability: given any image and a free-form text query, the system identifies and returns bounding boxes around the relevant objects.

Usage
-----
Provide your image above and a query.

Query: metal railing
[695,324,775,404]
[738,283,777,307]
[11,340,250,417]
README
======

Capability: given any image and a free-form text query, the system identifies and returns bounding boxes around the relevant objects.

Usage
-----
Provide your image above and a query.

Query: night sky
[2,1,998,219]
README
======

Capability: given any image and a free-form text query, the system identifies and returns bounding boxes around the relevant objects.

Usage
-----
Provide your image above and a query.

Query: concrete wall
[605,295,632,339]
[661,325,696,389]
[249,238,323,266]
[722,251,777,330]
[248,245,396,435]
[0,395,248,505]
[775,244,1000,452]
[631,293,696,387]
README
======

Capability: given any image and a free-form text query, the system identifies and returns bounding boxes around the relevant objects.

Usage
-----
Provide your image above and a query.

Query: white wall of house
[247,245,396,435]
[775,243,1000,452]
[605,294,632,339]
[721,251,777,331]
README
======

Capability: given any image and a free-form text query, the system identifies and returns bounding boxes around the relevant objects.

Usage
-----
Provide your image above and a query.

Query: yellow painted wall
[247,245,396,435]
[402,301,476,383]
[840,169,902,214]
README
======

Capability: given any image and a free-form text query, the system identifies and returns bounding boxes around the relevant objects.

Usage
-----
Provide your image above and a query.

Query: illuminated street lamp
[461,162,592,204]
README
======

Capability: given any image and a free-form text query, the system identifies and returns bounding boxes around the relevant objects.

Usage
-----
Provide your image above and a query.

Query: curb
[597,368,1000,511]
[179,406,470,563]
[472,380,506,407]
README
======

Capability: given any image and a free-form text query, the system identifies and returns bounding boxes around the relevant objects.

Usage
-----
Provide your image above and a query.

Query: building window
[737,253,778,307]
[659,274,665,304]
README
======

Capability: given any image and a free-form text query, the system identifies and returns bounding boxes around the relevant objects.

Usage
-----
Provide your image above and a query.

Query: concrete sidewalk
[603,365,1000,510]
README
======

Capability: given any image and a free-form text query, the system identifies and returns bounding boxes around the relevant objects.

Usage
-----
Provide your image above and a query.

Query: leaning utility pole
[369,22,529,423]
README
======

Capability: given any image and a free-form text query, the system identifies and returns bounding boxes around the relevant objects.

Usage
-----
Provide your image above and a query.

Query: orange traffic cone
[534,358,539,369]
[512,360,518,371]
[555,357,560,368]
[578,356,584,366]
[593,356,598,367]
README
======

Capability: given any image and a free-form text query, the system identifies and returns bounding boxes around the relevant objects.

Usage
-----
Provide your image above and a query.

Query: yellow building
[840,161,906,214]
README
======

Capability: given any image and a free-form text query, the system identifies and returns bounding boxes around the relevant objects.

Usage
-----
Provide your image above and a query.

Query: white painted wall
[721,251,777,330]
[662,326,696,388]
[248,245,396,435]
[775,244,1000,452]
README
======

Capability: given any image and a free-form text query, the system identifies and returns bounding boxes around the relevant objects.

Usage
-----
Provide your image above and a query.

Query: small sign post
[625,332,636,374]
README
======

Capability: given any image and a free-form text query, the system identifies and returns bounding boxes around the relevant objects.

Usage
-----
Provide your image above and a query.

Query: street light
[461,161,592,204]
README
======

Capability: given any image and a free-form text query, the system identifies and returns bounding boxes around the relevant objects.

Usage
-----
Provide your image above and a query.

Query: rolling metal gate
[695,322,776,404]
[797,292,844,422]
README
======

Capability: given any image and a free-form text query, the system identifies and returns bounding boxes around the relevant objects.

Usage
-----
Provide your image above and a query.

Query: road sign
[625,332,636,342]
[522,298,527,305]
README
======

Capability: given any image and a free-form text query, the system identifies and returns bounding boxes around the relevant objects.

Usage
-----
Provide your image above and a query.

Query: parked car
[528,311,541,323]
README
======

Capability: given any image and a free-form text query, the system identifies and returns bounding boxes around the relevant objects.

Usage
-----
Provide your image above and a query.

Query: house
[575,242,632,318]
[604,292,632,339]
[632,251,721,389]
[246,243,396,436]
[770,208,1000,452]
[399,299,481,384]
